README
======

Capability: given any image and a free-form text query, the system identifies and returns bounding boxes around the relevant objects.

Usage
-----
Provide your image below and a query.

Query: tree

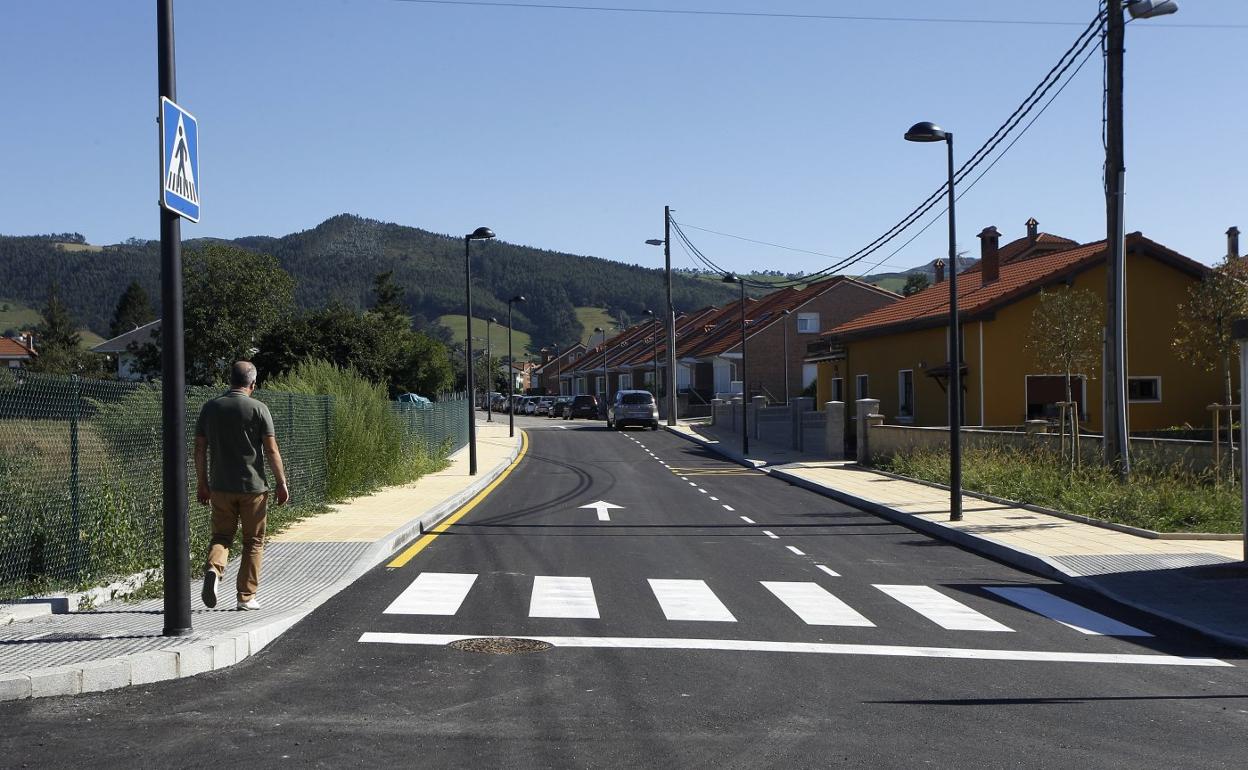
[369,270,409,330]
[902,273,930,297]
[1027,287,1103,467]
[133,244,296,384]
[29,283,85,374]
[109,280,156,337]
[1172,257,1248,457]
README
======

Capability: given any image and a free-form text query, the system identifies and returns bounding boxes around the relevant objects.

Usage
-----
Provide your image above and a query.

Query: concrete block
[80,658,131,693]
[0,673,32,701]
[175,645,214,677]
[825,401,845,460]
[130,650,179,685]
[211,637,238,670]
[232,633,251,663]
[749,396,766,439]
[29,666,82,699]
[856,398,881,464]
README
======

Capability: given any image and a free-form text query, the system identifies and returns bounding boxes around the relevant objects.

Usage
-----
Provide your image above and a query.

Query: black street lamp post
[464,226,495,476]
[507,295,525,438]
[485,318,496,422]
[723,273,748,456]
[905,121,962,521]
[594,326,609,419]
[646,205,677,425]
[644,309,659,395]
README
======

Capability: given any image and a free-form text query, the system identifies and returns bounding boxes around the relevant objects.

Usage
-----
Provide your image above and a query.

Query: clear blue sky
[2,1,1245,277]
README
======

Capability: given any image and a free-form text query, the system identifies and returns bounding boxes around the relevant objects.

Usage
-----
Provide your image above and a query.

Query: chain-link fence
[0,370,333,602]
[393,395,469,457]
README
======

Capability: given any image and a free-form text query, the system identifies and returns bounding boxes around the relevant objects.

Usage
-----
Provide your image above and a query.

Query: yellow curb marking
[386,430,529,569]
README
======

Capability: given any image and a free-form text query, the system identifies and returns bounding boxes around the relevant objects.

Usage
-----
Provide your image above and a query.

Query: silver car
[607,390,659,431]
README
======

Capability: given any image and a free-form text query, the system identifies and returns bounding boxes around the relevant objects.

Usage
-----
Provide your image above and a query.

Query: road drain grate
[448,637,553,654]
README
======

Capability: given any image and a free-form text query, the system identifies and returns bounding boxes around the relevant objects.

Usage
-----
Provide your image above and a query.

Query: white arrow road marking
[579,500,625,521]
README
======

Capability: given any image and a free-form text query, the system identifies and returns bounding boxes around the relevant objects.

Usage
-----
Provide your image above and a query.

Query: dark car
[550,395,572,418]
[565,394,599,420]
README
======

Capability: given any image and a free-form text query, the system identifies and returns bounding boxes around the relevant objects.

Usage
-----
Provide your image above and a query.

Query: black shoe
[201,569,219,609]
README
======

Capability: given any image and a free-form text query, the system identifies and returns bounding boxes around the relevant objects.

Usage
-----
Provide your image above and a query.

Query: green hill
[0,216,742,350]
[0,298,102,349]
[436,314,534,359]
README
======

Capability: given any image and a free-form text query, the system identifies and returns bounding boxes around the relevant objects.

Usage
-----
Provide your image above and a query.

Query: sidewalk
[668,419,1248,651]
[0,419,522,702]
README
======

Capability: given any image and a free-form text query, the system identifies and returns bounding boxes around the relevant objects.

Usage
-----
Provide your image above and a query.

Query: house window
[1128,377,1162,403]
[898,370,914,419]
[855,374,869,400]
[596,376,605,398]
[831,377,844,403]
[1025,375,1086,421]
[802,364,818,388]
[797,313,820,334]
[619,373,632,390]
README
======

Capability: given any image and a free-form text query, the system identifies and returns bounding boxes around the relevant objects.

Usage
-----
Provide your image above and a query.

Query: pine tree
[369,271,409,330]
[109,280,156,337]
[30,283,84,374]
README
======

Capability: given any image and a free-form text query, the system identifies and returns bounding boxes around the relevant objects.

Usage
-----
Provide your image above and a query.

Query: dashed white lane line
[709,496,719,501]
[815,564,840,578]
[358,633,1230,666]
[688,482,697,487]
[786,546,806,556]
[680,476,690,481]
[698,488,708,494]
[723,505,736,511]
[762,531,780,540]
[739,515,754,524]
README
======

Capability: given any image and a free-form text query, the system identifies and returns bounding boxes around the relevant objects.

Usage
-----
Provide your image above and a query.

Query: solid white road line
[383,572,477,615]
[985,587,1151,637]
[763,531,779,539]
[357,633,1229,666]
[724,505,736,511]
[786,545,806,556]
[739,515,754,524]
[815,564,841,578]
[530,576,600,619]
[875,585,1014,632]
[648,579,737,622]
[761,581,876,627]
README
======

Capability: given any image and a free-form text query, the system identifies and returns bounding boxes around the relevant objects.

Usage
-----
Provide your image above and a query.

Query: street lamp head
[644,309,655,317]
[782,309,791,316]
[511,295,526,304]
[722,272,740,284]
[904,121,948,143]
[645,239,665,246]
[467,226,496,240]
[1127,0,1178,20]
[488,317,497,324]
[594,326,604,333]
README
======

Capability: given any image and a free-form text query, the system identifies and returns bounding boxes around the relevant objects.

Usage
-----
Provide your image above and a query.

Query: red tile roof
[0,337,36,359]
[825,232,1206,342]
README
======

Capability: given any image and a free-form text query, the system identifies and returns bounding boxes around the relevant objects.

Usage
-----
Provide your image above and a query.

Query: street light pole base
[162,626,193,637]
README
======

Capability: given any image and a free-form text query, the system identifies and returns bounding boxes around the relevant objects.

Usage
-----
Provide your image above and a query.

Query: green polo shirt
[195,390,276,494]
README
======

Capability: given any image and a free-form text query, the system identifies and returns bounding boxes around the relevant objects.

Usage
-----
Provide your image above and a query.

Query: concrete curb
[664,424,1248,653]
[2,570,160,626]
[0,431,524,702]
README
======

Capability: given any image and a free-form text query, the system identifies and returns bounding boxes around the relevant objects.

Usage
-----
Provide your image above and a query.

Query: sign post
[157,0,196,637]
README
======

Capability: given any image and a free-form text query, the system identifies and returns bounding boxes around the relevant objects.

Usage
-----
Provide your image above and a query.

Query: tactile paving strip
[1051,552,1235,577]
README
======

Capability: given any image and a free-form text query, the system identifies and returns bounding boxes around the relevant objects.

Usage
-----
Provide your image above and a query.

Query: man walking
[195,361,290,611]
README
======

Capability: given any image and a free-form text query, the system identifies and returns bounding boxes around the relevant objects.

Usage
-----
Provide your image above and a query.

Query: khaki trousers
[206,491,268,602]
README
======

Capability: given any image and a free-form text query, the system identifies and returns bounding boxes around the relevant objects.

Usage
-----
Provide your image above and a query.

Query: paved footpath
[669,419,1248,650]
[0,418,521,701]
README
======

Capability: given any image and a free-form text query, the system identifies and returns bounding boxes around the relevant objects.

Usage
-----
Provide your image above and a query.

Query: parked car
[535,396,556,416]
[550,396,572,418]
[608,390,659,430]
[564,394,600,420]
[490,393,508,412]
[523,396,540,415]
[396,393,431,406]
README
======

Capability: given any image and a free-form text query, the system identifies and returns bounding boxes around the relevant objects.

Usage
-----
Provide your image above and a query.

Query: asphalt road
[5,416,1248,768]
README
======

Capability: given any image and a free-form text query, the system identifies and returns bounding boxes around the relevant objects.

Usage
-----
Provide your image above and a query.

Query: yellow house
[810,221,1222,433]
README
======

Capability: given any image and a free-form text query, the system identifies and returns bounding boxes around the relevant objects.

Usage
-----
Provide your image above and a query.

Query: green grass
[437,314,533,358]
[575,307,619,345]
[0,298,105,348]
[882,445,1242,534]
[867,276,908,294]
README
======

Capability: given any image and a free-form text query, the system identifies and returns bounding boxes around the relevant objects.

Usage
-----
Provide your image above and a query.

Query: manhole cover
[448,637,553,655]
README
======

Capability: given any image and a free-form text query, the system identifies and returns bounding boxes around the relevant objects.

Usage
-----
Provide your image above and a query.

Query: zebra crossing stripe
[383,572,477,615]
[874,585,1014,632]
[649,579,736,622]
[985,587,1152,637]
[530,576,599,618]
[761,581,875,627]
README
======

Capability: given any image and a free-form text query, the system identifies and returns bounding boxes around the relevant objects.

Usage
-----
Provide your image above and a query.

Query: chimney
[1025,217,1039,244]
[1229,226,1241,259]
[978,225,1001,283]
[934,259,946,284]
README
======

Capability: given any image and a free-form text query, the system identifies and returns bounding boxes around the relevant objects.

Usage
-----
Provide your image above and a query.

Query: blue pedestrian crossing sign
[160,97,200,222]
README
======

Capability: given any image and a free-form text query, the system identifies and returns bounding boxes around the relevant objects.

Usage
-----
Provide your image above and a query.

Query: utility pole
[157,0,191,637]
[1103,2,1130,478]
[664,206,678,425]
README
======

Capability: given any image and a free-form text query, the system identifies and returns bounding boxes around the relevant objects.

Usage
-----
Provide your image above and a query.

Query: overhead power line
[391,0,1247,29]
[672,6,1107,289]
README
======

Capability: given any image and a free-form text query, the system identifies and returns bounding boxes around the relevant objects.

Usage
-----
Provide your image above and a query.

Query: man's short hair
[230,361,258,389]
